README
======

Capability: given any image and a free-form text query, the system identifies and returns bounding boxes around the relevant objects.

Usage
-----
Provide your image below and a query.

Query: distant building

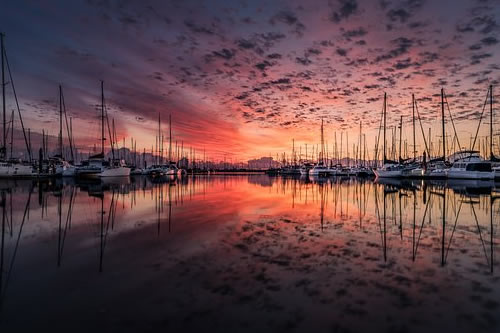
[247,157,279,170]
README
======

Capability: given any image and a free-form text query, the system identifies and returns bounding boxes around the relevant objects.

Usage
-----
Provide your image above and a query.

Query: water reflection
[0,175,499,331]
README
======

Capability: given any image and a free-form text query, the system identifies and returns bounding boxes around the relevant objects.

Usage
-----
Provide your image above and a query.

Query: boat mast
[320,118,324,165]
[346,132,349,166]
[169,114,172,163]
[62,89,75,162]
[490,85,493,160]
[383,92,387,164]
[399,115,403,163]
[412,94,416,160]
[359,121,362,166]
[441,88,446,160]
[101,80,105,156]
[158,112,161,164]
[1,33,5,159]
[59,85,63,158]
[9,110,13,158]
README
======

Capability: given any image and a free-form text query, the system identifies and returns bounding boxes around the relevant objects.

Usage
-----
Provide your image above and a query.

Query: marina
[1,0,500,331]
[1,33,499,182]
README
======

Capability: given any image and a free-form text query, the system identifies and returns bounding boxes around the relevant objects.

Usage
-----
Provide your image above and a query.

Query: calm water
[0,175,499,332]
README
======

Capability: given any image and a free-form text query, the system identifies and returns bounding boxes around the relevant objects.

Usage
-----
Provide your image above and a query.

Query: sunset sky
[1,0,499,161]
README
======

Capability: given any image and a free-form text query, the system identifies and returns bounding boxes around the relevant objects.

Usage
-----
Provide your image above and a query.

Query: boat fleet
[373,87,499,180]
[0,32,497,182]
[269,86,499,181]
[0,34,185,180]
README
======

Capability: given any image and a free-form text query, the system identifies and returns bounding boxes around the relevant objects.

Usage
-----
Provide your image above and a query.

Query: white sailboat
[448,87,495,180]
[53,85,77,177]
[374,93,403,178]
[309,163,329,177]
[55,158,77,177]
[0,160,36,177]
[76,81,130,178]
[425,160,448,178]
[100,159,131,177]
[0,33,35,177]
[299,162,313,176]
[447,150,493,180]
[309,118,330,177]
[164,114,179,176]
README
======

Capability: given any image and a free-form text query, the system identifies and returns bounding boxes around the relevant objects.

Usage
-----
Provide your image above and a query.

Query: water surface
[0,175,499,332]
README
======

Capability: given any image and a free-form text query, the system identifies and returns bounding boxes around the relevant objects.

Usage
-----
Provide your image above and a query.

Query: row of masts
[0,32,218,171]
[277,132,372,167]
[1,31,497,171]
[275,85,496,171]
[379,85,497,166]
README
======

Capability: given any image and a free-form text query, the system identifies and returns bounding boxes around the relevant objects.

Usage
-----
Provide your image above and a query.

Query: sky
[1,0,499,162]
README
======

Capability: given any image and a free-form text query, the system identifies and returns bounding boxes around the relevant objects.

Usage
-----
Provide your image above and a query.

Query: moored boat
[447,151,493,180]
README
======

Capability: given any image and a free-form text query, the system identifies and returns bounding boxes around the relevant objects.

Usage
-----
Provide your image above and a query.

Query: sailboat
[487,85,500,180]
[281,139,301,175]
[402,95,424,178]
[164,114,178,176]
[424,89,450,178]
[374,93,403,178]
[309,119,329,177]
[448,87,493,180]
[299,161,313,176]
[76,81,130,178]
[0,33,36,178]
[145,113,166,177]
[447,150,493,179]
[53,85,76,177]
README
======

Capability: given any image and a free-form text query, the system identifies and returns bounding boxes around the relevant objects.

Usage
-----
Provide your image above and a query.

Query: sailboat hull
[374,169,402,178]
[309,167,329,177]
[100,167,131,177]
[447,170,493,180]
[0,163,36,178]
[164,169,176,176]
[56,165,77,177]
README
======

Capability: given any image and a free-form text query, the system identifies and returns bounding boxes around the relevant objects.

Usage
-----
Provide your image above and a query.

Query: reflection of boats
[308,174,329,184]
[100,175,131,186]
[375,177,420,190]
[447,178,493,195]
[247,174,274,186]
[150,174,177,184]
